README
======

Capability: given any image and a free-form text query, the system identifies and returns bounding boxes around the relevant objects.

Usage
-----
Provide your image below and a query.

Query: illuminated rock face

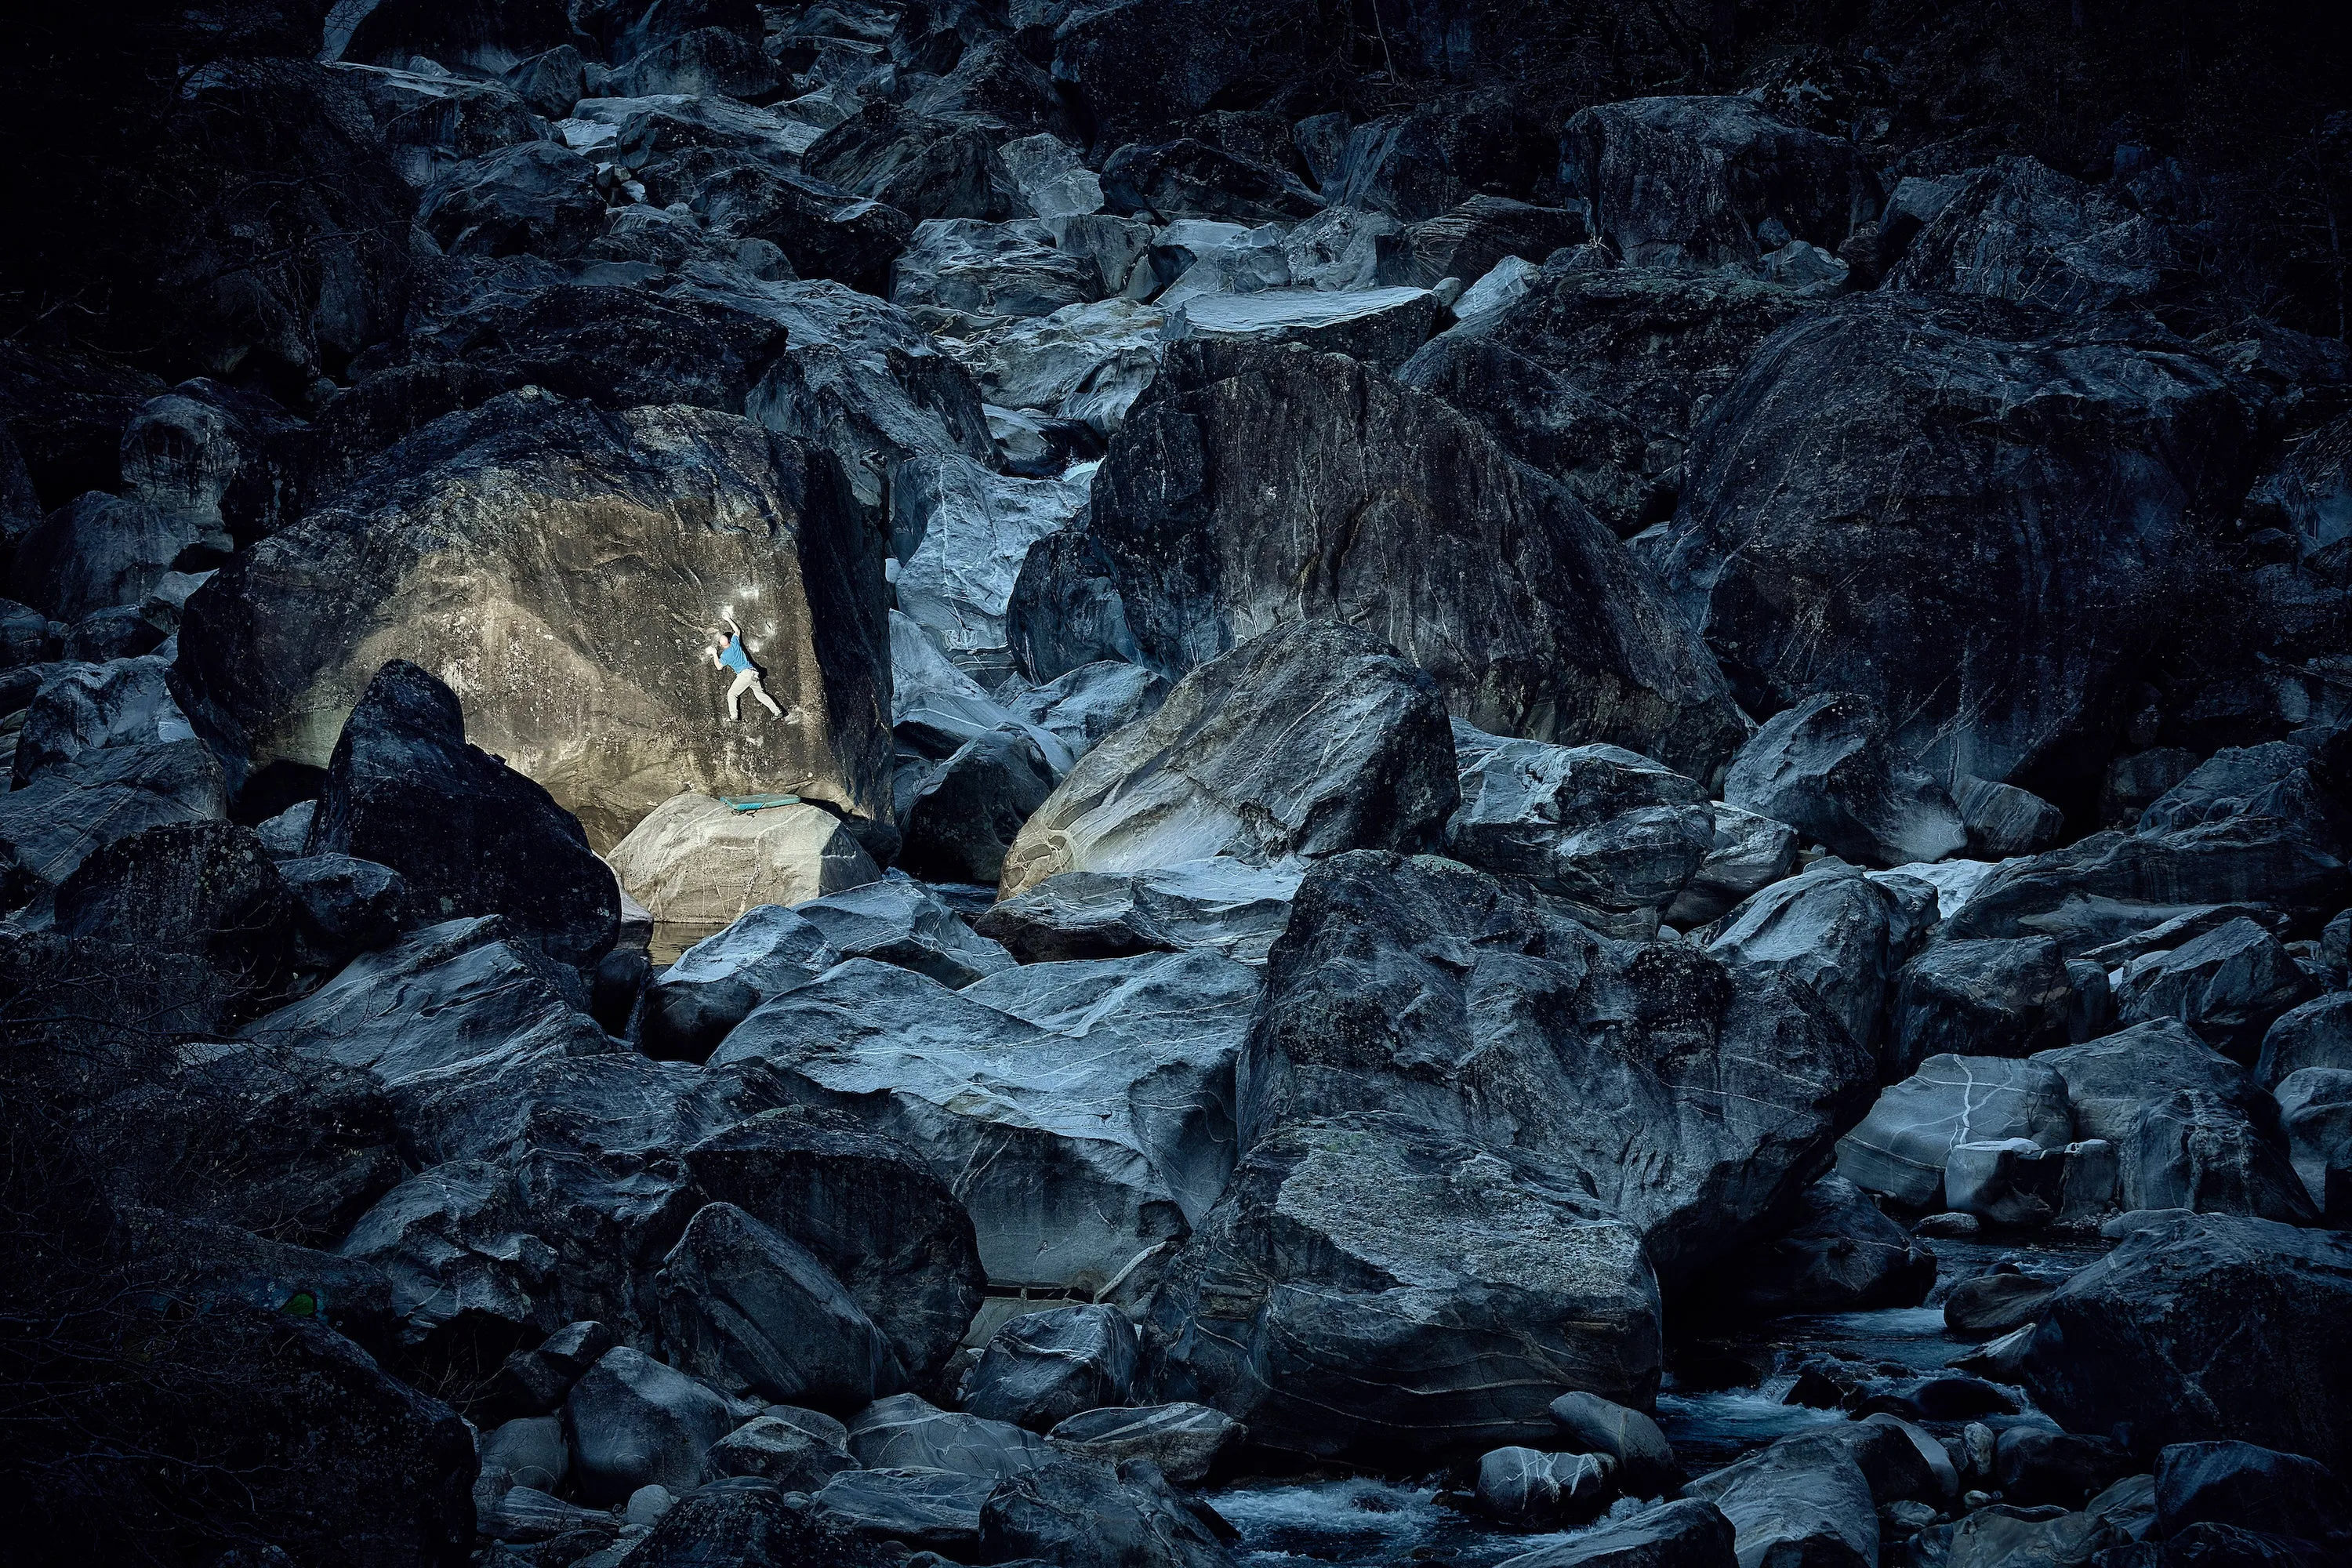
[178,390,891,849]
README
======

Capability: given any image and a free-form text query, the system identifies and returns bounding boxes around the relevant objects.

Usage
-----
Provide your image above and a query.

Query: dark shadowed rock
[13,492,202,622]
[2153,1441,2352,1545]
[978,1456,1237,1568]
[1701,861,1930,1065]
[1697,1174,1936,1321]
[9,655,204,791]
[564,1345,736,1503]
[899,727,1058,884]
[1942,819,2347,956]
[2122,1088,2317,1222]
[2274,1069,2352,1221]
[1048,1403,1241,1485]
[701,1414,859,1490]
[2113,916,2319,1060]
[1887,155,2172,314]
[655,1200,903,1411]
[641,149,914,295]
[1490,1497,1737,1568]
[1050,0,1344,152]
[304,660,617,967]
[998,621,1458,897]
[846,1392,1054,1479]
[1562,96,1880,269]
[1656,295,2259,800]
[684,1107,985,1386]
[1087,340,1744,778]
[804,103,1000,223]
[1245,851,1877,1284]
[812,1465,995,1552]
[1548,1392,1681,1498]
[178,392,891,849]
[974,858,1298,965]
[1475,1446,1619,1526]
[623,1479,895,1568]
[1892,938,2074,1073]
[1147,1113,1662,1467]
[965,1303,1141,1432]
[0,739,227,909]
[1102,139,1322,224]
[419,142,606,258]
[2022,1215,2352,1473]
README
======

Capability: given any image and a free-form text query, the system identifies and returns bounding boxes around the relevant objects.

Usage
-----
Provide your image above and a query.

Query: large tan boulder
[176,390,892,849]
[608,793,878,942]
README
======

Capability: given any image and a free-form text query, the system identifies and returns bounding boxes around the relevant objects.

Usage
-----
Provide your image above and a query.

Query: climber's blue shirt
[719,636,751,673]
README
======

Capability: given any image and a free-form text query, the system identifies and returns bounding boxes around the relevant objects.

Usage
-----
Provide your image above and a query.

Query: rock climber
[709,615,783,721]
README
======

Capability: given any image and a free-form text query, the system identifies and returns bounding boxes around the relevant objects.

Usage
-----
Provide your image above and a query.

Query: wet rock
[1835,1055,2074,1210]
[655,1200,903,1410]
[1655,296,2259,800]
[1700,1174,1936,1320]
[1703,860,1931,1062]
[965,1304,1141,1432]
[701,1414,859,1490]
[1086,340,1745,777]
[684,1108,985,1388]
[608,795,880,944]
[1489,1497,1737,1568]
[978,1455,1236,1567]
[791,875,1015,987]
[711,950,1247,1290]
[1562,96,1881,270]
[304,660,617,967]
[847,1392,1053,1479]
[1723,694,1968,870]
[1892,938,2074,1073]
[419,142,605,257]
[0,739,227,908]
[1944,1270,2059,1338]
[1477,1447,1618,1525]
[179,392,892,850]
[2022,1215,2352,1472]
[1246,851,1875,1283]
[1148,1112,1662,1467]
[975,858,1298,964]
[2153,1441,2352,1545]
[565,1346,737,1503]
[1443,735,1715,913]
[1888,156,2171,314]
[811,1465,995,1553]
[997,621,1456,897]
[13,492,202,622]
[1993,1427,2136,1508]
[1548,1392,1681,1498]
[1682,1432,1878,1568]
[1047,1403,1241,1485]
[2113,917,2319,1060]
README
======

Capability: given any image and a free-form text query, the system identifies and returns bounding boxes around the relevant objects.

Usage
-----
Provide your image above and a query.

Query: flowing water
[1205,1234,2109,1566]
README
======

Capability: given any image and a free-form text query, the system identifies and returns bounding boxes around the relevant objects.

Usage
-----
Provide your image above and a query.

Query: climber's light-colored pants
[727,668,782,720]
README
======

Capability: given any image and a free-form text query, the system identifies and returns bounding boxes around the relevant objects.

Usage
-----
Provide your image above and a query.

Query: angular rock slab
[1088,339,1745,779]
[2021,1214,2352,1474]
[1246,851,1876,1285]
[1149,1112,1662,1468]
[178,391,891,849]
[711,950,1250,1290]
[998,619,1457,897]
[608,793,880,936]
[1656,294,2259,797]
